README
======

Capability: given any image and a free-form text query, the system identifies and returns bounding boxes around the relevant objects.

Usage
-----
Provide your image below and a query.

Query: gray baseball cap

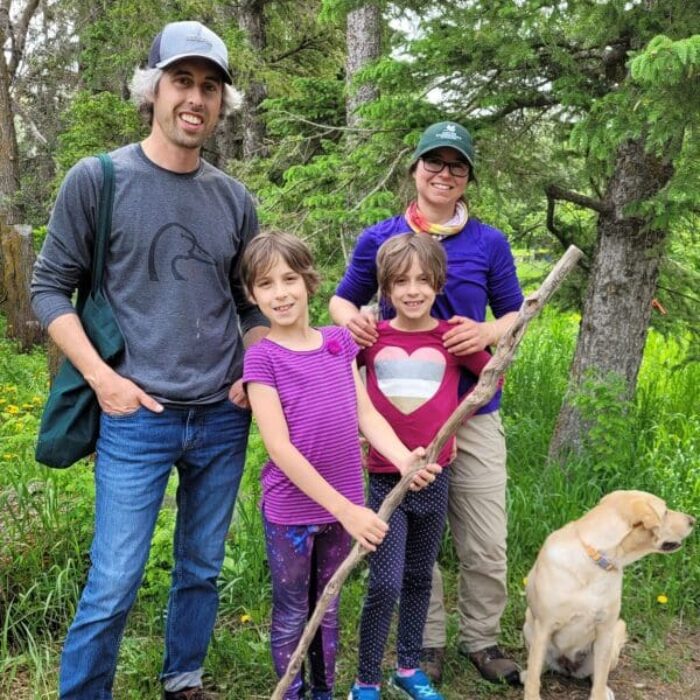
[148,21,232,84]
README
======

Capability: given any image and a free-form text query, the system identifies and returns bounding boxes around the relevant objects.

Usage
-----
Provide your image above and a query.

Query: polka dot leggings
[357,470,449,684]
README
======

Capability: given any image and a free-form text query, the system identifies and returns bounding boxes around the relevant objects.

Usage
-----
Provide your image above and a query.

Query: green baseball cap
[412,121,475,174]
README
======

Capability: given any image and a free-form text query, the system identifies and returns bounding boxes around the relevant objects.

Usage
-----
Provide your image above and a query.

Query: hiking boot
[419,647,445,685]
[390,669,444,699]
[348,683,381,699]
[462,644,521,686]
[163,687,207,700]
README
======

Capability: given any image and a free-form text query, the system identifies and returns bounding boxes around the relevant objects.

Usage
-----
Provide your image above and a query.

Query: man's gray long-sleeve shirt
[31,143,267,405]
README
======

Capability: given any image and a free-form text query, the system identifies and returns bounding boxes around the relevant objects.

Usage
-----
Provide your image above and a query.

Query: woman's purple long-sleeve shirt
[335,214,523,413]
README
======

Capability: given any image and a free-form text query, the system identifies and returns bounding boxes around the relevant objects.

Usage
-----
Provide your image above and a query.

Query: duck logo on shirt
[147,223,217,281]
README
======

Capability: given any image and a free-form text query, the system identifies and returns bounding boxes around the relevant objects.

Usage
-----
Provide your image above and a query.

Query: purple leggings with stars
[264,517,351,700]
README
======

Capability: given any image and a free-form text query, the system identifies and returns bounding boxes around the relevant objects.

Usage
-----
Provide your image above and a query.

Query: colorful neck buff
[405,200,469,237]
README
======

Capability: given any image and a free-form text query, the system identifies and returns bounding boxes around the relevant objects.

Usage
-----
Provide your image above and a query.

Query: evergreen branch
[268,34,325,63]
[351,147,410,211]
[12,99,47,144]
[546,193,591,271]
[545,184,611,215]
[656,284,700,306]
[271,246,584,700]
[480,95,558,123]
[266,109,398,134]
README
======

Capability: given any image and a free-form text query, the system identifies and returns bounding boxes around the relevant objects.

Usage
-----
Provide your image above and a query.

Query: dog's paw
[588,688,614,700]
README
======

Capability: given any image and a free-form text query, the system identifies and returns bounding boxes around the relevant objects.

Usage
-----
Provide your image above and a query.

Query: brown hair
[376,233,446,299]
[241,230,321,297]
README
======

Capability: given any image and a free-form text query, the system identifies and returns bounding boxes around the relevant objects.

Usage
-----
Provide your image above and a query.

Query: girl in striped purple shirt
[241,231,440,700]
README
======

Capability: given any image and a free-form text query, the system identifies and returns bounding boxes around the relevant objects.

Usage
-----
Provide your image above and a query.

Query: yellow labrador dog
[522,490,695,700]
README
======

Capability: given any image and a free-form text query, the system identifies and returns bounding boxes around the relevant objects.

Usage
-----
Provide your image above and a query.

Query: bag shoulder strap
[91,153,114,294]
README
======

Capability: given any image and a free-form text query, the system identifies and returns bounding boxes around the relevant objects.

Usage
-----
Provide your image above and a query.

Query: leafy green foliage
[2,312,698,696]
[54,91,145,187]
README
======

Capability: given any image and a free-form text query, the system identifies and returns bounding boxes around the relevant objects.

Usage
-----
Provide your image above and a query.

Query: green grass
[0,310,698,698]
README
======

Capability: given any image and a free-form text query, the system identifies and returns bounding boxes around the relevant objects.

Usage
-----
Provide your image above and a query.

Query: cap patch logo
[186,28,212,51]
[437,127,460,141]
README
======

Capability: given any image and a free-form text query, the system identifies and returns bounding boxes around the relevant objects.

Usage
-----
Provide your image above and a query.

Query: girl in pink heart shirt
[350,233,493,699]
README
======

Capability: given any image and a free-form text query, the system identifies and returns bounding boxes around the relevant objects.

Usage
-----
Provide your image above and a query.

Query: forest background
[0,1,698,698]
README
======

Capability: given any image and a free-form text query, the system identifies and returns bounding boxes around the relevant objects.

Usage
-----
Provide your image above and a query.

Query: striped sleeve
[242,342,276,388]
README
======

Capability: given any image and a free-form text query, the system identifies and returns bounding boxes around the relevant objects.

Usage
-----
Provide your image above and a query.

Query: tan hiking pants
[422,411,508,652]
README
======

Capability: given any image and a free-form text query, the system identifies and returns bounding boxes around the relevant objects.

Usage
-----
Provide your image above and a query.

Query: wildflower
[240,613,252,623]
[522,576,528,586]
[657,594,668,605]
[3,454,14,460]
[5,405,19,414]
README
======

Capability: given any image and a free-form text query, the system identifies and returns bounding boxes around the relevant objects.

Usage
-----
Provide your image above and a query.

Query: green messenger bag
[35,153,125,468]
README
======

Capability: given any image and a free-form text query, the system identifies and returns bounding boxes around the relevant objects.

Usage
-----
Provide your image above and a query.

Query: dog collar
[583,543,617,571]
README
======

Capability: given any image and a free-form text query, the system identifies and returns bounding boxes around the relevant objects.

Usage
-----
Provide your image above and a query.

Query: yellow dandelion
[657,594,668,605]
[522,576,528,586]
[3,453,14,460]
[5,405,19,414]
[240,613,252,624]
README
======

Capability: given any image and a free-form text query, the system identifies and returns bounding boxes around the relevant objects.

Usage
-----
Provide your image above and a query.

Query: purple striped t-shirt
[242,326,365,525]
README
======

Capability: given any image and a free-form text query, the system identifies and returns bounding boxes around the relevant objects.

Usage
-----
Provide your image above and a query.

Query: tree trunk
[345,3,380,128]
[549,139,674,459]
[238,0,268,159]
[0,220,44,350]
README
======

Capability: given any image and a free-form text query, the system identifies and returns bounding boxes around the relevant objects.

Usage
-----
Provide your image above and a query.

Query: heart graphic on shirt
[374,346,446,415]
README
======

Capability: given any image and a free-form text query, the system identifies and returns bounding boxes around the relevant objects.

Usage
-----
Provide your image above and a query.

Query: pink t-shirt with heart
[359,319,492,473]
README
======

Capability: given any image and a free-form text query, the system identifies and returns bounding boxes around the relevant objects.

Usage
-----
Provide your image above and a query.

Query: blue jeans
[59,399,250,699]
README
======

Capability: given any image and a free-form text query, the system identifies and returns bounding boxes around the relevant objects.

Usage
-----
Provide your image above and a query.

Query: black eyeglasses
[421,156,470,178]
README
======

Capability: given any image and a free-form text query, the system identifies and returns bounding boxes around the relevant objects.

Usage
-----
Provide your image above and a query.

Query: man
[31,21,267,700]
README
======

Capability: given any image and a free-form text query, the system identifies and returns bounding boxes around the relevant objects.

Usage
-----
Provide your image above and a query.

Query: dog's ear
[630,498,662,530]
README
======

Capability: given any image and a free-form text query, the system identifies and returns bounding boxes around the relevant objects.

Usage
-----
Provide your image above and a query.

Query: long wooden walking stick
[271,245,584,699]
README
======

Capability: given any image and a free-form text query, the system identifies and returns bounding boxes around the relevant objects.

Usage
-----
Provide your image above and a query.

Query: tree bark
[549,139,674,460]
[345,3,380,128]
[0,219,43,349]
[238,0,268,159]
[0,7,22,225]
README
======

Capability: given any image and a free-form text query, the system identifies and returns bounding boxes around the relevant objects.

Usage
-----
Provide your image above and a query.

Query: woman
[329,121,523,687]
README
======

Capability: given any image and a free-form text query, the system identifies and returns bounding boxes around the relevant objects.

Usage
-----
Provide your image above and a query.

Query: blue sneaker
[348,682,381,699]
[390,670,444,699]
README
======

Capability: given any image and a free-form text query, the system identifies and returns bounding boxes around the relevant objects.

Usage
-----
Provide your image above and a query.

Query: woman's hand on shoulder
[346,308,379,348]
[443,315,494,355]
[337,502,388,551]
